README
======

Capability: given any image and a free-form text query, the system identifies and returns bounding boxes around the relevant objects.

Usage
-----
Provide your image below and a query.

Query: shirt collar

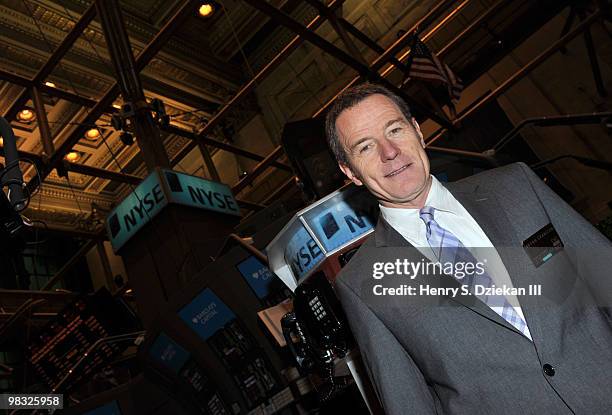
[379,175,459,237]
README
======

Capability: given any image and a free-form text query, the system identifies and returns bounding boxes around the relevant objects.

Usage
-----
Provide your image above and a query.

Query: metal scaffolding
[0,0,604,237]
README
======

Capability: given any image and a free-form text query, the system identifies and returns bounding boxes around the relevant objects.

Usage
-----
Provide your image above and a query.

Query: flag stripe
[407,36,463,103]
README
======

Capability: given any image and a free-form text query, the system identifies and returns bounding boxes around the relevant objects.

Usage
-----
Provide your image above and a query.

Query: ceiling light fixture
[65,152,80,162]
[17,109,35,122]
[198,3,214,17]
[85,128,100,140]
[44,81,56,88]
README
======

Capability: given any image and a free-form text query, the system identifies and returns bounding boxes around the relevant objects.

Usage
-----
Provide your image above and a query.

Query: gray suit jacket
[335,162,612,414]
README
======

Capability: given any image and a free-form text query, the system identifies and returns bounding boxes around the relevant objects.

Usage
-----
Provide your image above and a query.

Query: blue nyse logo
[164,170,240,216]
[106,169,241,252]
[304,190,378,253]
[106,172,168,252]
[285,225,324,280]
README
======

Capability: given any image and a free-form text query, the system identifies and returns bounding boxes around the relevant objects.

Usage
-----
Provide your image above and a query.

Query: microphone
[0,116,26,211]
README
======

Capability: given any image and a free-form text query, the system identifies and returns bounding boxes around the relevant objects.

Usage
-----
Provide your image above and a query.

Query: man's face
[335,94,431,209]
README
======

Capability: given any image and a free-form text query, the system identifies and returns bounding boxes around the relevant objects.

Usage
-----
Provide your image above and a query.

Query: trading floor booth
[265,183,383,414]
[97,164,382,414]
[136,243,299,415]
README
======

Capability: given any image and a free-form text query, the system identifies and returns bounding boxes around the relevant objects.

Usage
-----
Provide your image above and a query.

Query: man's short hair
[325,83,412,165]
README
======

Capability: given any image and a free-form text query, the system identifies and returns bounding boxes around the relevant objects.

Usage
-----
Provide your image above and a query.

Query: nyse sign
[285,225,324,281]
[303,187,378,253]
[106,169,241,252]
[106,173,168,252]
[163,170,240,216]
[282,187,378,281]
[265,184,379,289]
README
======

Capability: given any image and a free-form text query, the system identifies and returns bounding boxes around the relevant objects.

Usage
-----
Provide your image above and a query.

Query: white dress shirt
[380,175,532,340]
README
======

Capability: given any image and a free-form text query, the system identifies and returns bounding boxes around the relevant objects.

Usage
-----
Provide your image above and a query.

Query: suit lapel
[449,185,517,248]
[449,186,534,337]
[374,184,531,339]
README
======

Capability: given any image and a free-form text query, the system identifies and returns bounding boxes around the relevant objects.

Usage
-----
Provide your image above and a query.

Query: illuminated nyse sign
[163,170,240,216]
[106,169,241,252]
[283,186,378,281]
[285,225,324,280]
[304,189,378,253]
[106,172,168,253]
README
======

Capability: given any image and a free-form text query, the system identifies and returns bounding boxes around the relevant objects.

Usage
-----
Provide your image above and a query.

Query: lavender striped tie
[419,206,531,339]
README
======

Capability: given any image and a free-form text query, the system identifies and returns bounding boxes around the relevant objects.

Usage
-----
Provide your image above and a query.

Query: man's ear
[411,117,425,147]
[339,162,363,186]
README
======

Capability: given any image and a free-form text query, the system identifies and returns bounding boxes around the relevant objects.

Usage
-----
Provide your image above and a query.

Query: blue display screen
[178,289,235,341]
[149,333,190,374]
[236,256,276,299]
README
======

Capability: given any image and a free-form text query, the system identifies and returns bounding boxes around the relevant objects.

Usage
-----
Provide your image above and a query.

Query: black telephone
[281,272,352,401]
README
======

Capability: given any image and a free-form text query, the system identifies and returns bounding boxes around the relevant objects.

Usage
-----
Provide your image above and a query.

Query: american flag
[406,35,463,103]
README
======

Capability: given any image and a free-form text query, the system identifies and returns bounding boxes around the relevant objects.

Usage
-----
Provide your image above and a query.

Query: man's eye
[359,143,372,153]
[389,127,403,135]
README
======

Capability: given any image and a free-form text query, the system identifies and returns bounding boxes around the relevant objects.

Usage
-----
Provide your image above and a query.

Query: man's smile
[384,163,412,178]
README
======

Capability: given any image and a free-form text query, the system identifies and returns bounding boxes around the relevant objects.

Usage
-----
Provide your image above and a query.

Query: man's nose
[379,138,400,161]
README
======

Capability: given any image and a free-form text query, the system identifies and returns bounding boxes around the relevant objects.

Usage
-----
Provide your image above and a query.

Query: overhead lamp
[0,138,3,147]
[85,128,100,140]
[112,103,121,110]
[44,81,56,88]
[65,152,80,162]
[198,3,214,17]
[17,109,35,122]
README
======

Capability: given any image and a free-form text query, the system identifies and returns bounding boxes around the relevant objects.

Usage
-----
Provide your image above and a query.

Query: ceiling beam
[313,0,458,117]
[0,69,31,87]
[164,124,293,172]
[0,147,142,186]
[171,0,345,167]
[96,0,170,170]
[0,148,44,165]
[232,146,284,194]
[140,75,219,113]
[3,3,97,121]
[454,10,602,125]
[0,69,109,110]
[241,0,452,128]
[1,66,217,114]
[27,0,197,195]
[64,162,142,185]
[337,17,408,72]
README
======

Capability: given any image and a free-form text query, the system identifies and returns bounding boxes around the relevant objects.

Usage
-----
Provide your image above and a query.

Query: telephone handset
[281,272,351,401]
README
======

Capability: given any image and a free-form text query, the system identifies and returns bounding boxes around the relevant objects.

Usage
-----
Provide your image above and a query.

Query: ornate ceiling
[0,0,282,235]
[0,0,594,238]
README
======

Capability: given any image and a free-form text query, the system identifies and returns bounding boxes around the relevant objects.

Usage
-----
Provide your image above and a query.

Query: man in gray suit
[325,83,612,414]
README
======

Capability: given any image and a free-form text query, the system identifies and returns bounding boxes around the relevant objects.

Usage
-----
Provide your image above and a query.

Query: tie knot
[419,206,435,225]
